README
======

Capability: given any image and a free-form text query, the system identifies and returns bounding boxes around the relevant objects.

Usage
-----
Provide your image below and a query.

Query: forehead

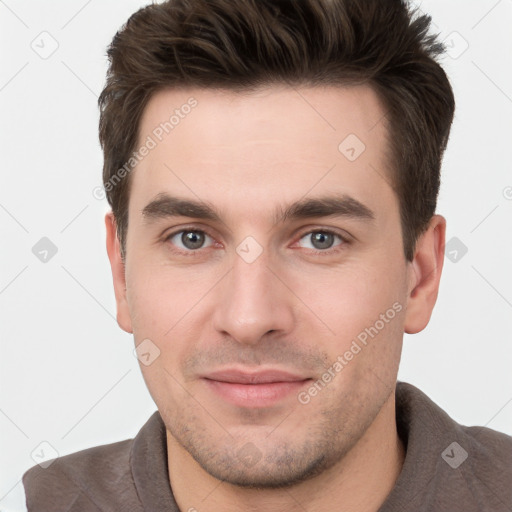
[130,85,395,222]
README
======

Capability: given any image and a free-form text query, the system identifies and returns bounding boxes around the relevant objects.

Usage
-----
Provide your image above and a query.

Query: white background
[1,1,511,510]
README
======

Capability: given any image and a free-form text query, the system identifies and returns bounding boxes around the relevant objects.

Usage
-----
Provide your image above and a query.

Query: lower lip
[203,379,311,408]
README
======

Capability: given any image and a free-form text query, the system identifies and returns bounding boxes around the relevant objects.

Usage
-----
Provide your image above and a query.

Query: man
[22,0,512,510]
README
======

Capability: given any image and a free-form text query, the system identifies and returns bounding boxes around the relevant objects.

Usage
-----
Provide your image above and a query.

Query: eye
[166,229,215,252]
[296,230,346,252]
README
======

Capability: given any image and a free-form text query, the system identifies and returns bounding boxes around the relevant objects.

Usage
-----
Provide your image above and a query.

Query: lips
[201,368,312,407]
[202,369,309,384]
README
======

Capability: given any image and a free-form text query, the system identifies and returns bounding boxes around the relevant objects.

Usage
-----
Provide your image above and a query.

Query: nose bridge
[212,247,294,344]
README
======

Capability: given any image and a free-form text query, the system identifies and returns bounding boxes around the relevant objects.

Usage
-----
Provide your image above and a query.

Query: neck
[167,393,404,512]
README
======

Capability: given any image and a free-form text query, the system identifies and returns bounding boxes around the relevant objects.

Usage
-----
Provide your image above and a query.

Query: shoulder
[464,422,512,456]
[393,382,512,511]
[22,438,141,512]
[462,423,512,488]
[444,421,512,510]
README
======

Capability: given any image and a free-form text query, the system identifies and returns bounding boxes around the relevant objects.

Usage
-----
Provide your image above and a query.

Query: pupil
[182,231,204,249]
[312,232,333,250]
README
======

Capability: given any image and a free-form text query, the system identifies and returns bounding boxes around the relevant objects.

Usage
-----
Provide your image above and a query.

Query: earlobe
[404,214,446,334]
[105,212,133,334]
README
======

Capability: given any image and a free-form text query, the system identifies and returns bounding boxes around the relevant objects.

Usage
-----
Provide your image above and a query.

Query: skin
[106,85,445,511]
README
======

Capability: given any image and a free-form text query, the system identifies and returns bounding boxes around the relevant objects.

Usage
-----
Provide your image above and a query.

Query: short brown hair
[99,0,455,261]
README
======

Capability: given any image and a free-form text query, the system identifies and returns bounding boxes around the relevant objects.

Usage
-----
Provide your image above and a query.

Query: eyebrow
[141,192,375,225]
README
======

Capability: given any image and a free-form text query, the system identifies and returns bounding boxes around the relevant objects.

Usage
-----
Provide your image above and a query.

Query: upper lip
[202,369,310,384]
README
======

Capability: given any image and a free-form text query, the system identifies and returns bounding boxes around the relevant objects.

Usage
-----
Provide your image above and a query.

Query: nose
[212,249,295,346]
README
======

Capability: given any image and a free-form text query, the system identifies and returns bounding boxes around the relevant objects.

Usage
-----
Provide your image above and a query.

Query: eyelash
[163,226,350,257]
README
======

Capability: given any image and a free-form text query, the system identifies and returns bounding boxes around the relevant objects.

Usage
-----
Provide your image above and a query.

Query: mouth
[201,368,312,408]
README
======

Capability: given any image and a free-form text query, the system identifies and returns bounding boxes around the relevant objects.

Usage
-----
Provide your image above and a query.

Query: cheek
[126,261,200,331]
[126,267,200,404]
[291,259,406,359]
[299,265,396,322]
[126,263,217,380]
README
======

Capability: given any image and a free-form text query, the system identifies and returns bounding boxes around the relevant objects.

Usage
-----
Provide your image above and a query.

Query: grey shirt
[23,382,512,511]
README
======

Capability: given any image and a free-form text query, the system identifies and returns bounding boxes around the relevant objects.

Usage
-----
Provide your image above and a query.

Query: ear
[105,212,133,334]
[404,214,446,334]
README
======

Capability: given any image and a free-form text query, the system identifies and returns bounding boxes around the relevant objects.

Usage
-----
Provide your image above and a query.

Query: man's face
[116,85,414,486]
